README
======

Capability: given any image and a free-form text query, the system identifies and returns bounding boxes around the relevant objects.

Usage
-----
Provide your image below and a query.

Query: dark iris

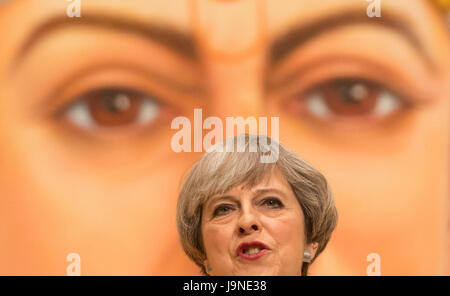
[213,204,233,217]
[262,197,284,209]
[319,78,379,116]
[103,93,124,113]
[84,88,142,126]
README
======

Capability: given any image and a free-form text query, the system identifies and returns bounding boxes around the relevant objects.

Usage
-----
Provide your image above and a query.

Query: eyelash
[43,65,192,138]
[213,204,235,217]
[261,197,284,209]
[53,84,181,141]
[61,87,161,126]
[272,56,423,126]
[51,59,415,137]
[212,197,284,217]
[283,76,413,125]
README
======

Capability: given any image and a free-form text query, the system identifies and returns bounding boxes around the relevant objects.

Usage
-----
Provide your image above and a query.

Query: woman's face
[201,169,315,276]
[0,0,448,275]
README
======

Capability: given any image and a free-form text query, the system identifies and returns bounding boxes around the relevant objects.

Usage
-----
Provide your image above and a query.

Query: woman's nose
[237,208,261,234]
[239,224,259,234]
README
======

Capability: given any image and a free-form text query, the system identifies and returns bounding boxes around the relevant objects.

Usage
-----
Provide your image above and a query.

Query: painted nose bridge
[190,0,268,61]
[205,57,265,118]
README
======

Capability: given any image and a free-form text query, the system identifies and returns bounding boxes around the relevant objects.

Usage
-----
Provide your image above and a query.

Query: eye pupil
[338,82,369,104]
[86,89,142,126]
[349,83,369,102]
[103,93,132,113]
[264,198,282,208]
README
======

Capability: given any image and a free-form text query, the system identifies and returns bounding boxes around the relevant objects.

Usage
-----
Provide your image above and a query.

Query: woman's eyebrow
[206,195,236,209]
[268,9,436,73]
[252,188,288,199]
[13,13,199,67]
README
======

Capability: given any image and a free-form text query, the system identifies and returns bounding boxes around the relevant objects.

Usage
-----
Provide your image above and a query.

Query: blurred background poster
[0,0,448,275]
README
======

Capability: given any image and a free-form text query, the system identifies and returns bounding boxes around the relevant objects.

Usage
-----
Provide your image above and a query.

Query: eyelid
[260,196,283,204]
[56,86,164,119]
[64,88,162,128]
[212,203,236,216]
[31,64,200,120]
[268,55,431,106]
[305,77,407,104]
[213,201,237,210]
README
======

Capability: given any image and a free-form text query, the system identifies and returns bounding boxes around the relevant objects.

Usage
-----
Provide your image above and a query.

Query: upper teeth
[244,247,261,255]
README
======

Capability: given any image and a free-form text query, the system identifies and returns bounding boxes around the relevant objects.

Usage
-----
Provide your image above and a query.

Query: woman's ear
[305,242,319,262]
[203,259,212,275]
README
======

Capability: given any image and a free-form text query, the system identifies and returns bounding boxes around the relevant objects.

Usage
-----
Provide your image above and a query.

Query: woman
[0,0,447,275]
[177,134,338,275]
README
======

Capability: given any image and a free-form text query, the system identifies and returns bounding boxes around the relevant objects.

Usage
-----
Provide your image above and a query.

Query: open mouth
[236,241,269,260]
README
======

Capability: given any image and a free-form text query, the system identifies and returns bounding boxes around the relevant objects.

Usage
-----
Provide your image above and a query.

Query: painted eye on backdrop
[293,79,403,121]
[63,88,160,130]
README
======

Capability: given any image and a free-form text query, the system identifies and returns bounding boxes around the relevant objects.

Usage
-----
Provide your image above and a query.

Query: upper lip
[236,241,270,256]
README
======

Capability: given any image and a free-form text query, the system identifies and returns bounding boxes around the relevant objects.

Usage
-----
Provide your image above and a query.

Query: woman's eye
[64,88,160,129]
[213,204,234,217]
[261,197,284,209]
[301,79,401,120]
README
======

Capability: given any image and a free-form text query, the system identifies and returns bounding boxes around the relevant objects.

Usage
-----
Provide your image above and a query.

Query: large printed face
[0,0,448,275]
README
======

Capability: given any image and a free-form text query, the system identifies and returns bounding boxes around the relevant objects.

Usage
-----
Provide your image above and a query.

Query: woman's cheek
[264,215,305,249]
[203,223,231,255]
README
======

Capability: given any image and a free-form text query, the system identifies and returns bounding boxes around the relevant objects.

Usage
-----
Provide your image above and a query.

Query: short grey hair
[176,134,338,276]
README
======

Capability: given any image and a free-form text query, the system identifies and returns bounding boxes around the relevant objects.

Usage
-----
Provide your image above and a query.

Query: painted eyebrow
[268,9,436,72]
[13,13,198,66]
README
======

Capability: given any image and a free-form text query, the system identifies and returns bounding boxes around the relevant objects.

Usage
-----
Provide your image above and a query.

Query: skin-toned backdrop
[0,0,448,275]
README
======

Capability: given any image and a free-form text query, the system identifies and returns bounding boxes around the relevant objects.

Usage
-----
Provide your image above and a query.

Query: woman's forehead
[209,167,291,199]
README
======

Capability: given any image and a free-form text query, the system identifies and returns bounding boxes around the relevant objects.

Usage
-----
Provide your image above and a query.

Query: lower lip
[238,249,268,260]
